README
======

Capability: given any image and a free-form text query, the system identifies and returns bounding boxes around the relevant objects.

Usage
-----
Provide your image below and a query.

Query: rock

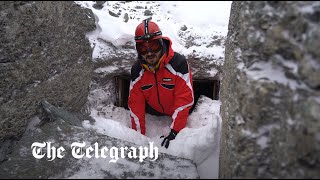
[108,10,119,17]
[0,139,12,162]
[123,13,129,22]
[0,108,199,178]
[220,1,320,178]
[144,10,152,16]
[180,25,187,31]
[41,99,83,127]
[93,1,105,10]
[135,5,144,9]
[0,1,95,164]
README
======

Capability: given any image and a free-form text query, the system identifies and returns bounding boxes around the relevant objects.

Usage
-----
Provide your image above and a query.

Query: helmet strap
[144,18,149,35]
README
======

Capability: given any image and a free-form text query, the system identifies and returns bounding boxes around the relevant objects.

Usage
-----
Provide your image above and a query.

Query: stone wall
[220,1,320,178]
[0,1,95,162]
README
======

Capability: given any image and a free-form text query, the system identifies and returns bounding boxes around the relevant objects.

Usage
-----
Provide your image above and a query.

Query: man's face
[137,39,162,66]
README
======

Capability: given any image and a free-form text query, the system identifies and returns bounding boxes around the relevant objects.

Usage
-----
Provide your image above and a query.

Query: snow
[75,1,231,61]
[245,61,308,90]
[297,2,320,14]
[236,114,245,125]
[275,54,298,74]
[84,96,222,165]
[241,123,281,150]
[26,116,42,132]
[256,136,269,149]
[82,95,222,178]
[73,1,232,179]
[241,129,254,137]
[208,68,219,78]
[287,118,294,126]
[94,66,119,74]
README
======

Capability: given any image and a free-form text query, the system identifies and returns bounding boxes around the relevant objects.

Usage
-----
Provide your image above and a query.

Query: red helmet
[135,18,162,43]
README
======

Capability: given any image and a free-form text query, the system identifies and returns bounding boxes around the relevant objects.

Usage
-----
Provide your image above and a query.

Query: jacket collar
[139,37,175,72]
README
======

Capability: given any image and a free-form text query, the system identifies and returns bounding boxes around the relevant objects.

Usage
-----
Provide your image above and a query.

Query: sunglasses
[136,40,162,55]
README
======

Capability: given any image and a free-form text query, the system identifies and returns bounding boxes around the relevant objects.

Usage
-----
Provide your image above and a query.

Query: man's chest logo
[163,78,172,82]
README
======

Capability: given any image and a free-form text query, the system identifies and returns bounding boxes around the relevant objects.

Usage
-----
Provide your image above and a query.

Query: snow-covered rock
[0,1,95,163]
[220,1,320,178]
[0,101,198,179]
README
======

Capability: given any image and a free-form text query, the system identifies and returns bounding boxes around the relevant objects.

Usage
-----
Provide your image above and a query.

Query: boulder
[220,1,320,178]
[0,1,95,162]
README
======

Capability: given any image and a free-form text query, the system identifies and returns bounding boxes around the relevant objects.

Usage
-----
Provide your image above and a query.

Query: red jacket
[128,37,194,135]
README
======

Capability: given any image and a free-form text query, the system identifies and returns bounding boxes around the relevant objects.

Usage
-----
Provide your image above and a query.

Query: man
[128,18,194,149]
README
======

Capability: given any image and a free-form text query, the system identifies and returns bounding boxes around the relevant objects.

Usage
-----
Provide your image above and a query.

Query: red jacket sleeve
[128,71,146,135]
[171,62,194,133]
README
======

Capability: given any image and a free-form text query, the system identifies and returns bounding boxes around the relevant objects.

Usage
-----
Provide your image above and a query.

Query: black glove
[160,129,177,149]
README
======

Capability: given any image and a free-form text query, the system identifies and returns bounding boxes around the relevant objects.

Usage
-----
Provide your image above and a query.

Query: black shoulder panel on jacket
[168,52,189,74]
[131,61,142,81]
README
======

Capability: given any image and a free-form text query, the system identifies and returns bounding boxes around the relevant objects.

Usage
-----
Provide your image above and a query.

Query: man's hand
[160,129,177,149]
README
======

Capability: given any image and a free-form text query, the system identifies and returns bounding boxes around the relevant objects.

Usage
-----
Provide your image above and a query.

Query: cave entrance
[115,75,131,109]
[115,75,220,112]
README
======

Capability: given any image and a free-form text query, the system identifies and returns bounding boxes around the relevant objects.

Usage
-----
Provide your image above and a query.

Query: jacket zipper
[154,71,165,113]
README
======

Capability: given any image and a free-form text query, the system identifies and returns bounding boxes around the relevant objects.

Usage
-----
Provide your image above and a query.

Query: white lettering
[149,142,158,161]
[101,147,109,158]
[94,142,100,158]
[139,146,148,162]
[128,147,137,159]
[109,147,119,163]
[57,146,65,159]
[86,146,94,158]
[71,142,86,159]
[31,142,65,161]
[31,142,46,159]
[120,146,128,159]
[31,141,159,163]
